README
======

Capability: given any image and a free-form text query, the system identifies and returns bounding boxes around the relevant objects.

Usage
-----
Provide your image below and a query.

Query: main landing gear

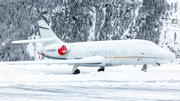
[97,67,105,72]
[72,65,106,74]
[73,69,80,74]
[141,64,148,72]
[72,64,80,74]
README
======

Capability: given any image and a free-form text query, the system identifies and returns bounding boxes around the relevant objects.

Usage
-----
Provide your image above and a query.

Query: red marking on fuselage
[41,52,45,55]
[58,45,67,55]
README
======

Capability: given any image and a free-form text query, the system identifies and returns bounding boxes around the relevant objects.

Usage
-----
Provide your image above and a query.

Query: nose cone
[162,49,176,62]
[157,48,176,63]
[168,51,176,62]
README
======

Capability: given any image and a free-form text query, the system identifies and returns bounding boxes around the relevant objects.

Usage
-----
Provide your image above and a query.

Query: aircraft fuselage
[39,40,175,67]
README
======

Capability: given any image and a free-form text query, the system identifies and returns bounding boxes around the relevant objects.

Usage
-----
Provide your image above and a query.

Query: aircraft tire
[73,69,80,74]
[97,68,105,72]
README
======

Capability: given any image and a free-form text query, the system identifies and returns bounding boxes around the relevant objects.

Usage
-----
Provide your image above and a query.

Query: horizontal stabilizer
[0,56,104,65]
[11,38,54,43]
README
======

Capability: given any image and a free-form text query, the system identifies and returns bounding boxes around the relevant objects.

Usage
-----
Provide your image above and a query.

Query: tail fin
[38,20,63,47]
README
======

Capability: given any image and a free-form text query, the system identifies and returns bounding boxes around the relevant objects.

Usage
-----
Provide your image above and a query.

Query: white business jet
[3,20,175,74]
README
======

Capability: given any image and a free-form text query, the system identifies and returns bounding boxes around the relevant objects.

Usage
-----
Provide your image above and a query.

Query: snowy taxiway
[0,64,180,101]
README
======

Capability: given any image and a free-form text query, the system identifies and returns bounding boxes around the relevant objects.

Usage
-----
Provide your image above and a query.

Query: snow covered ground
[0,64,180,101]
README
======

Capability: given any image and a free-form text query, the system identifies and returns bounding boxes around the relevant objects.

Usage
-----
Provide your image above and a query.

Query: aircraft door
[140,51,156,65]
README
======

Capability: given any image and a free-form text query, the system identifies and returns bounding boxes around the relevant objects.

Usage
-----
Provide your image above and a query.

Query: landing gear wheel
[72,69,80,74]
[141,64,148,72]
[98,67,105,72]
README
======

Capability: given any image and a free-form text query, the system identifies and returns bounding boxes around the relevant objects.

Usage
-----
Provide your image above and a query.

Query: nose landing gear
[141,64,148,72]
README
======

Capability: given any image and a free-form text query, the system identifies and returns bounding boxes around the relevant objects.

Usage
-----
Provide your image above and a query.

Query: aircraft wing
[0,56,104,65]
[11,38,54,43]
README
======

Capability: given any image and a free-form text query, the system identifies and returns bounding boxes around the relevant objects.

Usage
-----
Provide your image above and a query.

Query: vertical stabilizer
[38,20,63,47]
